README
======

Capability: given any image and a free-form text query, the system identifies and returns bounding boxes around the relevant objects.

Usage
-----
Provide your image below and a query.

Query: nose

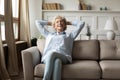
[57,21,61,25]
[60,21,63,24]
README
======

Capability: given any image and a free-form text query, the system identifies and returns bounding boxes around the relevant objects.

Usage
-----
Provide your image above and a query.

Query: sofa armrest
[21,46,41,80]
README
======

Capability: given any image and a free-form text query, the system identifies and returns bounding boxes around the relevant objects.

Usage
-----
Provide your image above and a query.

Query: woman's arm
[35,20,50,38]
[70,20,85,40]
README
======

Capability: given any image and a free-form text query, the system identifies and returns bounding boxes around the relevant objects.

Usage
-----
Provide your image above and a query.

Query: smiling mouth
[58,24,63,26]
[58,26,62,27]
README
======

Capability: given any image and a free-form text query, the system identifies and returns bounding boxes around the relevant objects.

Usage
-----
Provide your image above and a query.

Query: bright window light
[0,0,4,15]
[0,22,5,41]
[12,0,19,17]
[13,23,18,39]
[0,0,19,41]
[0,22,19,41]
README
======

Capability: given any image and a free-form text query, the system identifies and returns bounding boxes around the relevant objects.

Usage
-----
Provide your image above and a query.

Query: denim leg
[52,53,68,80]
[43,52,68,80]
[43,53,54,80]
[53,58,62,80]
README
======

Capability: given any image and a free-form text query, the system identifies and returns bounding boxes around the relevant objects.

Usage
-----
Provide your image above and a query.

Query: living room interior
[0,0,120,80]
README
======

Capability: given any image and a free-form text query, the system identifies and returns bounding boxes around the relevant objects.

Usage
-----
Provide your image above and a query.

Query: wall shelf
[42,10,120,13]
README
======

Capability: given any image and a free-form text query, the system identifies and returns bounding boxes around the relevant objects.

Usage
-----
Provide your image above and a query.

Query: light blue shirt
[35,20,85,63]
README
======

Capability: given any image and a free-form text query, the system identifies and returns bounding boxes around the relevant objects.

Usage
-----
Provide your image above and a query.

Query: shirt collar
[56,31,66,35]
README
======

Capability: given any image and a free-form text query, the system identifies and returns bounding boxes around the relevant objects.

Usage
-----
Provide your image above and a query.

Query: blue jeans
[43,52,69,80]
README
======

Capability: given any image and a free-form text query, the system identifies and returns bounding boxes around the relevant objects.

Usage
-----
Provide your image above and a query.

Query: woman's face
[54,18,66,32]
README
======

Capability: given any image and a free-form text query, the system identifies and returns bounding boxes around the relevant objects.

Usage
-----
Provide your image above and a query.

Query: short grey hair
[52,15,67,30]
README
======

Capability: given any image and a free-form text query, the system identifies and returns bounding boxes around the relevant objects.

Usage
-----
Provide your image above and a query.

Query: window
[0,22,5,41]
[0,0,4,15]
[0,0,20,42]
[12,0,19,18]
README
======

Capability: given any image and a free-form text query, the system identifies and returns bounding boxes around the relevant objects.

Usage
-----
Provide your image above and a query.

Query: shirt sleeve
[35,20,50,38]
[70,20,85,40]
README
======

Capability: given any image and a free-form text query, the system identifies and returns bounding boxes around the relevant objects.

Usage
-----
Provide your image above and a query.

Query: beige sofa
[21,40,120,80]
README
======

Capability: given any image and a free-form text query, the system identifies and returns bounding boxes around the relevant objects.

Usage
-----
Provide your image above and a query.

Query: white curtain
[20,0,31,47]
[0,0,31,78]
[0,24,10,80]
[4,0,19,76]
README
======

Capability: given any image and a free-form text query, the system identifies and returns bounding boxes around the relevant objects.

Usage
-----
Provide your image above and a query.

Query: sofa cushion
[34,64,45,78]
[100,60,120,79]
[72,40,99,60]
[100,40,120,60]
[62,60,101,79]
[37,39,45,55]
[34,60,101,79]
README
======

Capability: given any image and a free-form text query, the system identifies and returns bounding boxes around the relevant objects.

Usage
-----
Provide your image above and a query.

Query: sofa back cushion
[100,40,120,60]
[37,39,45,55]
[72,40,99,60]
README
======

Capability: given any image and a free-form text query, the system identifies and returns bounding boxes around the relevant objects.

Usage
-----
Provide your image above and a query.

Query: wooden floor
[11,73,24,80]
[10,68,24,80]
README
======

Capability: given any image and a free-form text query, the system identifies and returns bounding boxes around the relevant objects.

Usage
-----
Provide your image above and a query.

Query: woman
[35,15,85,80]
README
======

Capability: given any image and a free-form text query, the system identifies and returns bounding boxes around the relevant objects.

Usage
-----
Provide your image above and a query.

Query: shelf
[42,10,120,13]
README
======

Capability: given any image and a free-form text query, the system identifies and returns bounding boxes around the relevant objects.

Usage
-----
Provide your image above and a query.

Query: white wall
[29,0,120,39]
[29,0,42,39]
